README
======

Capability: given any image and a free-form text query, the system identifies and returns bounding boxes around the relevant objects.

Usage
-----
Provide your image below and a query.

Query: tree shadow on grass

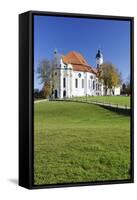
[99,105,130,116]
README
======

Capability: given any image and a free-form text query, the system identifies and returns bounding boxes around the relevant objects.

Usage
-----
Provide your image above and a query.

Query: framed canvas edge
[19,10,134,189]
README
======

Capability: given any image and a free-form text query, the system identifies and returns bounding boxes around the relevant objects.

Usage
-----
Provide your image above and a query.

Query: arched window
[93,81,95,90]
[82,79,84,88]
[96,83,98,91]
[63,78,66,88]
[75,79,78,88]
[55,90,58,98]
[88,80,90,88]
[63,90,66,97]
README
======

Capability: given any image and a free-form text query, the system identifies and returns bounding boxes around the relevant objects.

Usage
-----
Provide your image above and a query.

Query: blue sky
[34,15,131,90]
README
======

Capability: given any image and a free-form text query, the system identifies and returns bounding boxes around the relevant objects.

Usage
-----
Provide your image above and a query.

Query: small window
[96,83,98,91]
[93,81,95,90]
[78,73,81,78]
[82,79,84,88]
[88,80,90,88]
[64,65,67,70]
[99,84,101,91]
[75,79,78,88]
[98,84,100,91]
[90,80,92,88]
[63,78,66,88]
[55,72,57,76]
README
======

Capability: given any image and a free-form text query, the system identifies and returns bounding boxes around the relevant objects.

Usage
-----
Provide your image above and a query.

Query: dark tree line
[121,80,130,95]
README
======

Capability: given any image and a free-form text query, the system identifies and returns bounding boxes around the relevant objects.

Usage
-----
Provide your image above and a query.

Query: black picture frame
[19,10,134,189]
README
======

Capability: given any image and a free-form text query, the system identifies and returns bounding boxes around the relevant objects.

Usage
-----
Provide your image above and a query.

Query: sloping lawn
[72,96,130,107]
[34,101,130,185]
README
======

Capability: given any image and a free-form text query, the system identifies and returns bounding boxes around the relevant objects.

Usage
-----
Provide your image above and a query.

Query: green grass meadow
[72,96,130,107]
[34,100,131,185]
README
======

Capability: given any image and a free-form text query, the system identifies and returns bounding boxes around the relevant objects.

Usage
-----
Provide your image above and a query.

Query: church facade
[51,50,120,99]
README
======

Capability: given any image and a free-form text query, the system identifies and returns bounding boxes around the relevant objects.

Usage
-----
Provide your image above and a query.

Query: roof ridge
[62,51,97,74]
[69,51,89,66]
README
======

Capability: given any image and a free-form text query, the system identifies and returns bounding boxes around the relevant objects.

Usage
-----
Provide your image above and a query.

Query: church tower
[96,49,103,69]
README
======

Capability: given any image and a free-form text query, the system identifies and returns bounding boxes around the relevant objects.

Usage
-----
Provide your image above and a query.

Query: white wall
[114,87,121,96]
[0,1,136,200]
[59,62,73,98]
[72,71,85,96]
[106,86,121,96]
[60,70,101,97]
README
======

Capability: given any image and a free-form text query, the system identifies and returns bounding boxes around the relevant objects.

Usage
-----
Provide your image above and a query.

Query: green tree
[42,81,53,98]
[37,59,53,98]
[98,62,121,95]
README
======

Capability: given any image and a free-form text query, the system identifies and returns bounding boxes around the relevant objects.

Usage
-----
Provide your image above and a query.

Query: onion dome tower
[96,49,103,69]
[54,48,58,55]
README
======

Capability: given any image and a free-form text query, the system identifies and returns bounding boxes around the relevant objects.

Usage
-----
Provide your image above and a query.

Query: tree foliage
[42,81,53,98]
[37,59,52,84]
[98,62,121,95]
[36,53,63,98]
[36,59,53,98]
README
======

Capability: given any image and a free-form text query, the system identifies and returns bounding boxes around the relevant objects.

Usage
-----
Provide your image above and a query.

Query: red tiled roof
[62,51,97,74]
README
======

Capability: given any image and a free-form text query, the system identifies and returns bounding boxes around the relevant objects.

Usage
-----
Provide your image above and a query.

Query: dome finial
[98,44,101,50]
[54,48,58,55]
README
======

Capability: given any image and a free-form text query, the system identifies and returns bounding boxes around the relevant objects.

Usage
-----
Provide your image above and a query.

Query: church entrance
[55,90,58,98]
[63,90,66,98]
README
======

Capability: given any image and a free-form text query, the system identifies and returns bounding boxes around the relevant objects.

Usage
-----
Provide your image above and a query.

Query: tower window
[75,79,78,88]
[63,78,66,88]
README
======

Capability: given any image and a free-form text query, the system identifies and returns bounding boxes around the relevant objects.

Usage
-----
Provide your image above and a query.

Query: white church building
[50,49,120,99]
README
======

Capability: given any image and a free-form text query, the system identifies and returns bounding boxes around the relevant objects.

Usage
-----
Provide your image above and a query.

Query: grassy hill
[34,101,130,185]
[72,96,130,107]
